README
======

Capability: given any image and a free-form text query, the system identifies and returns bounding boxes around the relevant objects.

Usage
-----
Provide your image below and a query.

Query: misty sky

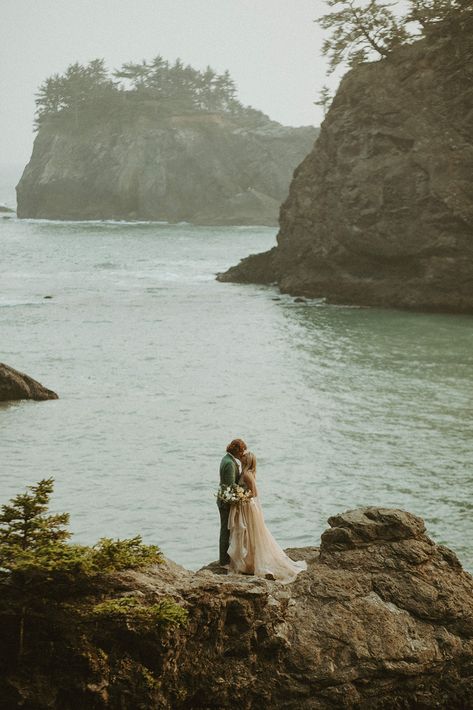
[1,0,339,168]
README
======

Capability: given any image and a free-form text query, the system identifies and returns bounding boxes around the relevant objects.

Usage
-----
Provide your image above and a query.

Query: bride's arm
[243,471,258,497]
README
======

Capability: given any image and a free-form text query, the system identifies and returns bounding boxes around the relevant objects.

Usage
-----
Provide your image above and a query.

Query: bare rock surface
[0,362,58,401]
[4,507,472,709]
[219,28,473,312]
[16,114,317,226]
[151,508,473,708]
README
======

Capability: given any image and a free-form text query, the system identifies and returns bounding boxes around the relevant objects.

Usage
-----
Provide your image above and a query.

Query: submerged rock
[1,507,472,708]
[219,26,473,313]
[0,362,58,401]
[16,113,317,226]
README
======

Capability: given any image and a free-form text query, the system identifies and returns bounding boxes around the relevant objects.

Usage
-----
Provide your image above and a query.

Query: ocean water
[1,215,472,570]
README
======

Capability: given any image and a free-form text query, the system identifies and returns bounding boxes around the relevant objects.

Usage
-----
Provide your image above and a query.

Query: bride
[227,451,307,583]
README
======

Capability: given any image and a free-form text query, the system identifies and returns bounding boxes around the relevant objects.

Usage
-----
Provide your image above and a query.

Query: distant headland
[16,58,317,225]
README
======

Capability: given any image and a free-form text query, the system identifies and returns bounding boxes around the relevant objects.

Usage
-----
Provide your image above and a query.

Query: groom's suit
[217,452,240,565]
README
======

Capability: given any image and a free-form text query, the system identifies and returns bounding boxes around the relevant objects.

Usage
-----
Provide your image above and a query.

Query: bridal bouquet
[217,484,252,506]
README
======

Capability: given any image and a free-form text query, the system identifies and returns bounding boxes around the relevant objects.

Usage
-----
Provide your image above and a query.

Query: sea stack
[16,60,317,226]
[219,24,473,313]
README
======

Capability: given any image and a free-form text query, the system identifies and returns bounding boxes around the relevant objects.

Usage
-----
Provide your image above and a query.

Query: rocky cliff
[16,113,317,225]
[219,26,473,312]
[2,507,473,709]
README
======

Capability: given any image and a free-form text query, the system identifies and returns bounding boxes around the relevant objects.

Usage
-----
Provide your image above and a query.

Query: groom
[217,438,247,566]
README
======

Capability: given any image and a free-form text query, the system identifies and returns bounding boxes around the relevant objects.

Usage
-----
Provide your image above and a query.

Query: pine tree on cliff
[407,0,473,52]
[0,478,70,659]
[314,85,334,116]
[317,0,472,75]
[317,0,410,72]
[34,74,65,127]
[35,59,115,128]
[0,479,165,662]
[34,56,260,130]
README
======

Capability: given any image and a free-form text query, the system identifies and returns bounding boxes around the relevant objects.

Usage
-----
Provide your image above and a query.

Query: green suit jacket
[219,453,240,490]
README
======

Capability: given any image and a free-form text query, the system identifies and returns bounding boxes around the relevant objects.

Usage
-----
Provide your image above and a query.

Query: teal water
[1,216,472,570]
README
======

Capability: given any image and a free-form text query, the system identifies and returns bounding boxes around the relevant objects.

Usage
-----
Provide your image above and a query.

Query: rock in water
[219,28,473,312]
[2,507,472,708]
[0,362,58,401]
[16,113,317,225]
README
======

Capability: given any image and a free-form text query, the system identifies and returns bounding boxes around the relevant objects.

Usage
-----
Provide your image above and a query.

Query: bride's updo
[241,450,257,475]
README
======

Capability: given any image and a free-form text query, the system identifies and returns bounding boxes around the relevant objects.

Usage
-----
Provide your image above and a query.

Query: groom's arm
[220,460,236,487]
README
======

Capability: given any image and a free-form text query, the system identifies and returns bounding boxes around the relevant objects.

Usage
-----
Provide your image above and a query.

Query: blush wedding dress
[227,471,307,584]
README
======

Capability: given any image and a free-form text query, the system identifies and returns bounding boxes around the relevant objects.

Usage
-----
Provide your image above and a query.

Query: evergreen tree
[407,0,473,43]
[35,59,116,128]
[199,66,218,111]
[317,0,410,73]
[0,479,72,659]
[34,55,252,129]
[314,84,334,116]
[113,60,150,89]
[0,480,163,661]
[34,74,66,127]
[0,478,70,561]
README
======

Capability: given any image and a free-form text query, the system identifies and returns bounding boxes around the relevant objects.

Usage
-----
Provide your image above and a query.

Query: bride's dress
[228,473,307,584]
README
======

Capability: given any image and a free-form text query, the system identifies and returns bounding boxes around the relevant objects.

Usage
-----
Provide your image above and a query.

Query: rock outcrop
[219,27,473,312]
[0,362,58,401]
[2,507,473,709]
[16,114,317,225]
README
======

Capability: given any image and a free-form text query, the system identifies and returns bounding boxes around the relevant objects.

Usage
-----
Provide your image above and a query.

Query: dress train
[228,496,306,584]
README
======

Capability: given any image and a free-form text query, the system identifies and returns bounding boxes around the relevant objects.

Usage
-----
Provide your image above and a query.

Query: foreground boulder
[0,362,58,401]
[2,507,473,709]
[219,23,473,312]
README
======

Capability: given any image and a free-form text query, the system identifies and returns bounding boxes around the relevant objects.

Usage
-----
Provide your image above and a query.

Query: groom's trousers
[217,499,231,565]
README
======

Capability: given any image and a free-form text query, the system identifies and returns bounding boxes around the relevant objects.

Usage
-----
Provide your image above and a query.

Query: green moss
[92,595,188,631]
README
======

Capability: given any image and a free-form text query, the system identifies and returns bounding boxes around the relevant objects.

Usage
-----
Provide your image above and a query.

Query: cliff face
[219,31,473,312]
[16,113,317,225]
[2,508,473,709]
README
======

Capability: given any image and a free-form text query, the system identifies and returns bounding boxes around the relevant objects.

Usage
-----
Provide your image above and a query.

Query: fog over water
[1,0,332,168]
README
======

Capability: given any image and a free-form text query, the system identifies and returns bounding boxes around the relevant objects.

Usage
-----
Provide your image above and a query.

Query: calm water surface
[1,216,472,570]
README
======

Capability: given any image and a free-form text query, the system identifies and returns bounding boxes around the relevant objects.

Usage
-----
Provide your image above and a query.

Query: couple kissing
[217,438,306,584]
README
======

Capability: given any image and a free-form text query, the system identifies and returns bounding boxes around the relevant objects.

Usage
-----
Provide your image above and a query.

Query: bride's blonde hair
[241,450,257,475]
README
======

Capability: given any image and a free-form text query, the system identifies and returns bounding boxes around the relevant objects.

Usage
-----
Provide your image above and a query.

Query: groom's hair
[226,439,247,458]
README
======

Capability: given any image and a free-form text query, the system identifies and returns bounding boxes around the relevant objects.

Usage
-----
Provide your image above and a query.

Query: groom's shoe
[213,564,229,575]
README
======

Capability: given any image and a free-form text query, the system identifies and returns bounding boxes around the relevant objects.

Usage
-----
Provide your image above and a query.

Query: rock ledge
[3,507,472,709]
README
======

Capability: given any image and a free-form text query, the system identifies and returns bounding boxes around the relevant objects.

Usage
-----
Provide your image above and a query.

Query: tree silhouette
[407,0,473,44]
[35,59,116,128]
[34,56,266,129]
[314,85,334,116]
[0,479,164,661]
[317,0,410,73]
